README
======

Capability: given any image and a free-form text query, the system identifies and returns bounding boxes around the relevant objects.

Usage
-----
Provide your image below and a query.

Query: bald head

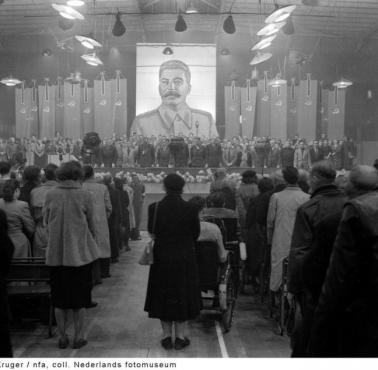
[347,165,378,195]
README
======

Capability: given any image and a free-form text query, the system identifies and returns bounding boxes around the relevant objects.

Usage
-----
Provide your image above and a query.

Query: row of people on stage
[0,133,357,170]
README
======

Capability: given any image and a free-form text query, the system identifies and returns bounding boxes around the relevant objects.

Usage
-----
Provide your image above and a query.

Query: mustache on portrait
[163,91,181,98]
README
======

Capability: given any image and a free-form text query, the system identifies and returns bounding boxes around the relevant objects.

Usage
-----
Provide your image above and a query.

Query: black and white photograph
[0,0,378,364]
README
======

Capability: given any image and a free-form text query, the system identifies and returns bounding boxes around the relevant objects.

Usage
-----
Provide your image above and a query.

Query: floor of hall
[11,235,290,358]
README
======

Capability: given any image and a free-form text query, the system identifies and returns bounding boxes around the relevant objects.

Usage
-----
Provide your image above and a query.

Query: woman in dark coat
[114,177,130,251]
[19,165,41,206]
[144,174,201,351]
[0,209,14,357]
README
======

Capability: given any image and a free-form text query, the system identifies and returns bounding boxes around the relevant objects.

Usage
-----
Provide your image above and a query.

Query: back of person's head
[206,191,226,208]
[188,196,206,213]
[298,169,310,193]
[3,179,20,202]
[114,177,123,191]
[271,170,285,187]
[335,174,348,190]
[347,165,378,195]
[22,165,41,184]
[103,174,113,187]
[258,177,274,194]
[373,159,378,171]
[214,168,227,181]
[56,161,83,182]
[83,165,94,180]
[44,164,58,181]
[0,161,11,176]
[310,161,336,184]
[282,166,299,185]
[163,173,185,194]
[241,170,257,185]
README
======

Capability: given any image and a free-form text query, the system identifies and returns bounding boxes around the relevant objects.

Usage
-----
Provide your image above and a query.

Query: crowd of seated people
[1,154,377,356]
[0,132,357,170]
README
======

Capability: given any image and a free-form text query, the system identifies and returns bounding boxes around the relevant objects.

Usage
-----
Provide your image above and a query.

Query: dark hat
[242,170,257,179]
[163,173,185,193]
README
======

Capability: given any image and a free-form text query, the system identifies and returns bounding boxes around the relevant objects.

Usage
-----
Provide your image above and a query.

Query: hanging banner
[15,82,28,138]
[328,87,346,140]
[287,79,298,139]
[94,72,113,139]
[81,79,94,136]
[297,74,317,139]
[256,72,271,137]
[270,83,288,140]
[240,79,257,138]
[320,88,329,138]
[55,77,65,137]
[63,82,81,139]
[224,81,241,139]
[38,79,55,139]
[111,71,127,137]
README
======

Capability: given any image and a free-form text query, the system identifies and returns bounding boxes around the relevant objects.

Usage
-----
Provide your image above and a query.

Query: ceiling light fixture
[270,74,287,87]
[250,52,272,65]
[52,3,84,20]
[223,14,236,34]
[265,4,296,24]
[282,16,294,35]
[163,46,173,55]
[42,49,52,57]
[175,14,187,32]
[75,34,102,49]
[112,12,126,36]
[81,53,103,66]
[251,35,277,51]
[58,17,74,30]
[67,0,85,6]
[186,0,198,14]
[257,22,285,37]
[333,78,353,89]
[0,76,22,87]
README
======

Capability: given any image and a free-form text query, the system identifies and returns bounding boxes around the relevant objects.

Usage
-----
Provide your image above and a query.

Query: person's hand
[287,292,295,308]
[112,163,115,168]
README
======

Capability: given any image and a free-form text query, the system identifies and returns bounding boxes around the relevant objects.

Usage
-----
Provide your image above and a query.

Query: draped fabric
[320,88,329,137]
[224,81,241,139]
[111,74,127,137]
[256,73,271,137]
[287,80,298,139]
[328,87,346,140]
[55,78,65,137]
[240,80,257,138]
[63,82,81,139]
[15,82,29,138]
[81,80,94,136]
[270,84,287,140]
[94,74,113,139]
[38,82,55,139]
[297,75,317,140]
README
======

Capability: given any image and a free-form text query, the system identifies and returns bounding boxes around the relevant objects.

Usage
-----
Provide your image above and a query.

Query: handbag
[138,202,159,265]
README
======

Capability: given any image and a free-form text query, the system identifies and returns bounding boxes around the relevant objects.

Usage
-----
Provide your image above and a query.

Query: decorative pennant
[328,87,346,140]
[15,81,28,138]
[111,70,127,137]
[240,79,257,137]
[305,73,313,106]
[55,77,64,136]
[81,79,94,136]
[224,80,241,139]
[287,78,298,139]
[64,81,81,139]
[256,72,271,137]
[271,81,287,140]
[297,75,317,139]
[94,71,113,138]
[262,71,269,102]
[38,78,55,138]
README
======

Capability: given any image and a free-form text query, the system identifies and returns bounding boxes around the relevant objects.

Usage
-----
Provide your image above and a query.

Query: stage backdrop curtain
[81,80,94,137]
[224,82,241,139]
[320,88,329,137]
[38,82,55,139]
[55,78,65,137]
[111,73,127,137]
[297,75,317,139]
[240,80,257,138]
[15,82,29,138]
[327,87,346,140]
[287,80,298,139]
[256,73,271,138]
[63,82,81,139]
[270,84,287,140]
[94,74,113,139]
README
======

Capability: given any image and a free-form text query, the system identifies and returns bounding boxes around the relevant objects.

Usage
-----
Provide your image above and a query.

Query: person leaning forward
[131,60,218,139]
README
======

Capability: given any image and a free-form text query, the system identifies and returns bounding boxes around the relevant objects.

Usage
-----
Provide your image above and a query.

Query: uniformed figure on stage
[130,60,219,138]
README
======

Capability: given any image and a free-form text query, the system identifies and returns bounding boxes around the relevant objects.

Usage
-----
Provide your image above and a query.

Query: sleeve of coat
[266,194,277,245]
[191,206,201,241]
[104,188,112,218]
[307,204,362,356]
[147,203,156,235]
[287,205,312,294]
[20,202,35,238]
[84,191,96,238]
